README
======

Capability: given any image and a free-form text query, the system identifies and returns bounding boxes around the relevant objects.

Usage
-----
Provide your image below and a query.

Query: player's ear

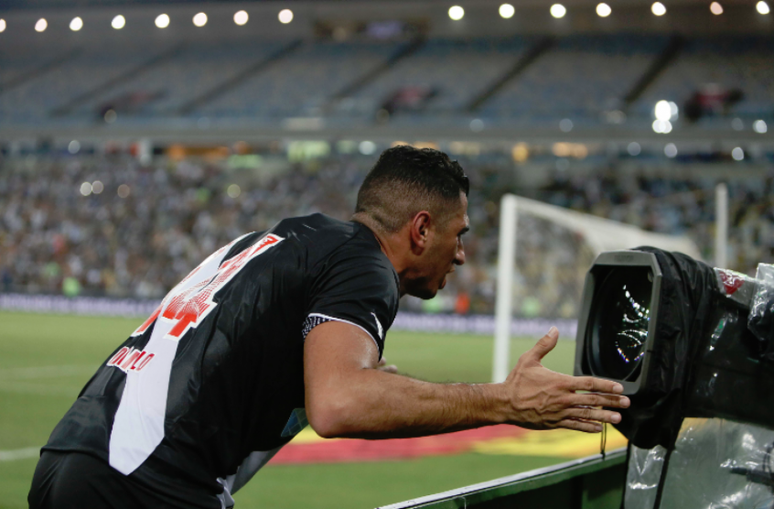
[409,211,432,254]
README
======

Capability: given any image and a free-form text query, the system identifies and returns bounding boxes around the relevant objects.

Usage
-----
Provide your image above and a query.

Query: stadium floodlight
[0,19,5,33]
[193,12,207,27]
[651,2,667,16]
[499,3,515,19]
[652,119,672,134]
[710,1,724,14]
[664,143,677,158]
[753,120,768,133]
[757,1,770,14]
[234,10,249,25]
[35,18,47,32]
[80,182,93,196]
[70,17,83,31]
[732,147,744,161]
[596,3,612,17]
[112,15,125,29]
[155,14,170,28]
[550,4,567,18]
[575,248,774,448]
[92,181,104,195]
[278,9,294,24]
[654,100,672,121]
[448,6,465,21]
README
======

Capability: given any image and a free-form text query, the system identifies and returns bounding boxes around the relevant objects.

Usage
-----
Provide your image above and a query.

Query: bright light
[469,119,484,132]
[227,184,241,198]
[731,147,744,161]
[550,4,567,18]
[669,101,679,119]
[35,18,47,32]
[193,12,207,27]
[234,10,249,25]
[710,2,724,14]
[499,3,515,18]
[359,141,377,155]
[278,9,294,23]
[80,182,93,196]
[757,1,770,14]
[0,19,5,33]
[652,2,667,16]
[627,142,642,156]
[654,100,672,121]
[112,15,126,29]
[449,6,465,20]
[117,184,130,198]
[652,119,673,133]
[664,143,678,158]
[155,14,170,28]
[68,140,80,154]
[559,118,573,132]
[92,181,104,194]
[70,17,83,31]
[597,3,612,17]
[753,120,768,133]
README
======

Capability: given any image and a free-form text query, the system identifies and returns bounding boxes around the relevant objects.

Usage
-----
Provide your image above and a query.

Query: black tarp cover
[613,247,719,450]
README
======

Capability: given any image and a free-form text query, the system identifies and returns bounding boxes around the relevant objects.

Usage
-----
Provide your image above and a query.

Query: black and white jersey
[42,214,400,508]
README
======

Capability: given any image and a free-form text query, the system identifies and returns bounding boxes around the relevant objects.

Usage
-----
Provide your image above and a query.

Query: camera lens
[587,267,653,381]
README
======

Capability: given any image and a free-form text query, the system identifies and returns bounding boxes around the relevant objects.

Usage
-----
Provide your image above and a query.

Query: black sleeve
[305,240,399,358]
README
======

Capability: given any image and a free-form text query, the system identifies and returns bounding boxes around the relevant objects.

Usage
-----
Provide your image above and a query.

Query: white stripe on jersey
[109,233,283,475]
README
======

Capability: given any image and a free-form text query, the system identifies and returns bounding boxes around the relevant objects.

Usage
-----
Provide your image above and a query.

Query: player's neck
[351,215,412,294]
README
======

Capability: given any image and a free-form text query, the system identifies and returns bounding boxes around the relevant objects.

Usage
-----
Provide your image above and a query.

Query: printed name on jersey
[107,347,155,373]
[131,234,284,341]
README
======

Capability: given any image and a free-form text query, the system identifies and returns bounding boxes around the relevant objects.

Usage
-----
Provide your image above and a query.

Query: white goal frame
[491,193,709,383]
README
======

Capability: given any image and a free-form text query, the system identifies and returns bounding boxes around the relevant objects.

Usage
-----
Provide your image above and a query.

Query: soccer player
[29,146,629,509]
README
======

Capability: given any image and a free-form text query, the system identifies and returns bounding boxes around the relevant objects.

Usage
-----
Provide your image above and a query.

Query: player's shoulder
[273,213,380,253]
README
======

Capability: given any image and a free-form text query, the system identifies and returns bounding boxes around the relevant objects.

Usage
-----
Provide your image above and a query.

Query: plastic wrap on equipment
[748,263,774,363]
[624,418,774,509]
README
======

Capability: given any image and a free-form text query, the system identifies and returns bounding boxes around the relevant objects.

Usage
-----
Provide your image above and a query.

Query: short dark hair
[354,145,469,233]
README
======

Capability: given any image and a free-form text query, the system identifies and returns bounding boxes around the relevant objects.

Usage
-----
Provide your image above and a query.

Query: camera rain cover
[614,247,719,450]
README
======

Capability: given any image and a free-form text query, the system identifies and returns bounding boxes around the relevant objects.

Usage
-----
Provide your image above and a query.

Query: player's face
[409,193,469,299]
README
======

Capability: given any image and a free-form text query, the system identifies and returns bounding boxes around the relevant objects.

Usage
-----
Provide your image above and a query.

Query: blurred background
[0,0,772,507]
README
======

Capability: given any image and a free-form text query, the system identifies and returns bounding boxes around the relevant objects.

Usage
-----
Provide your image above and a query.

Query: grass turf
[0,311,578,509]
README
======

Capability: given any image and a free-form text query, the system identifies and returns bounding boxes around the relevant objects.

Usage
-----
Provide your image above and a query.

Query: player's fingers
[563,406,621,424]
[569,376,624,395]
[570,392,630,409]
[556,419,604,433]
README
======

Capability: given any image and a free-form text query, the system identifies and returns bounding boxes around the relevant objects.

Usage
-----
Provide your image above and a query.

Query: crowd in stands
[2,148,772,318]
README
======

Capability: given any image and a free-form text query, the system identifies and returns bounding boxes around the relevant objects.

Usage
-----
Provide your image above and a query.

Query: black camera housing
[574,248,774,449]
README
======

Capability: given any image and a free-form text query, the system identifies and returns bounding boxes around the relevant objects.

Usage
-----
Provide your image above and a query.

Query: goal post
[492,194,703,383]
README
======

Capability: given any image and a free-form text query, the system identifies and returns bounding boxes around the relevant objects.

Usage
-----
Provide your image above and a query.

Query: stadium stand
[2,33,772,124]
[479,34,669,121]
[633,35,774,121]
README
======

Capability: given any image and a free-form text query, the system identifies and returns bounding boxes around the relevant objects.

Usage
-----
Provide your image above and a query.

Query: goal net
[492,194,702,382]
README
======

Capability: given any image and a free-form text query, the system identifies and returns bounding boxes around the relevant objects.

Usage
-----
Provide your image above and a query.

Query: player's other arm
[303,322,629,440]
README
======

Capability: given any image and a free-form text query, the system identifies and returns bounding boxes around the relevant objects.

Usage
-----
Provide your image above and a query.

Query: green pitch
[0,311,578,509]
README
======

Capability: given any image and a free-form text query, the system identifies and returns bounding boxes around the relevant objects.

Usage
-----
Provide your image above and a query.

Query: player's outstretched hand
[503,327,629,433]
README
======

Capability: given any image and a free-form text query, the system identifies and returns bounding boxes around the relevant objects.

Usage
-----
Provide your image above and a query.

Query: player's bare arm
[304,322,629,439]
